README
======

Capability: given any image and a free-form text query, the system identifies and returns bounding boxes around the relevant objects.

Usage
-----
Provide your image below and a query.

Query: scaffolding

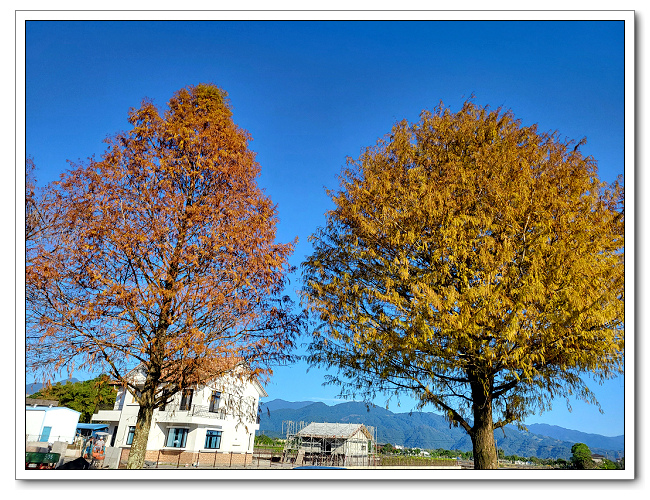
[281,421,378,467]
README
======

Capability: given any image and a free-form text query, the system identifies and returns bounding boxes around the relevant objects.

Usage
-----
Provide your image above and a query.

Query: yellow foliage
[302,99,624,441]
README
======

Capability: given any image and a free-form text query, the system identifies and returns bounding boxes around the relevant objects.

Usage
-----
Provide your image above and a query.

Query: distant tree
[571,443,594,469]
[301,99,624,469]
[31,375,116,423]
[254,434,281,447]
[382,443,395,454]
[599,458,617,470]
[26,84,305,469]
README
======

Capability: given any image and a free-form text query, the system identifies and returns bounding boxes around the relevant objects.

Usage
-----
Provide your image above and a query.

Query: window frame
[165,427,189,448]
[126,426,136,445]
[159,388,172,411]
[179,389,193,411]
[204,429,222,450]
[209,390,221,413]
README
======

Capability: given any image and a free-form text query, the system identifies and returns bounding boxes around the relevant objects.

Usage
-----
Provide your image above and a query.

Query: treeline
[30,375,117,423]
[379,443,472,460]
[568,443,623,470]
[379,443,624,470]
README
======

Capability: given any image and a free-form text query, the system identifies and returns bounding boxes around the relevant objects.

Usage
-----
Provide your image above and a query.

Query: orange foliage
[27,84,304,404]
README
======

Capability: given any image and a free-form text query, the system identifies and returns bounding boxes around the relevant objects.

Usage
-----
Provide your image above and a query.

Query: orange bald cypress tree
[27,84,305,469]
[301,100,624,469]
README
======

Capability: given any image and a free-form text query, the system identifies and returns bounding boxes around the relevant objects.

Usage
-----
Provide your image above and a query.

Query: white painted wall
[25,409,46,440]
[104,372,264,454]
[25,407,81,444]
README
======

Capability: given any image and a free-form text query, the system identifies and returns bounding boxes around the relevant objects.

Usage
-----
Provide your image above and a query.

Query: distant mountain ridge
[524,423,624,451]
[258,399,624,460]
[261,399,314,411]
[25,378,80,396]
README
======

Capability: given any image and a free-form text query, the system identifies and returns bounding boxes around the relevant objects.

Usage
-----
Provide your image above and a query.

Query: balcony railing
[157,404,227,419]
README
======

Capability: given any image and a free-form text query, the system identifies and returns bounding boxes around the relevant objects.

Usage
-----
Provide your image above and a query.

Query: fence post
[156,450,160,468]
[229,452,233,467]
[213,451,217,468]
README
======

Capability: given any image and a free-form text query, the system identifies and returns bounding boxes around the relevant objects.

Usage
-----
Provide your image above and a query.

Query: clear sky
[23,16,628,436]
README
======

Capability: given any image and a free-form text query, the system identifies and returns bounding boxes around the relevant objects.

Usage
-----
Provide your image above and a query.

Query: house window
[166,428,188,448]
[179,389,193,411]
[209,391,221,412]
[205,430,222,449]
[159,389,172,411]
[126,426,136,445]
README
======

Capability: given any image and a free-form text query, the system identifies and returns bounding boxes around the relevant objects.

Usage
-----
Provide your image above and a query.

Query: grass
[379,455,457,467]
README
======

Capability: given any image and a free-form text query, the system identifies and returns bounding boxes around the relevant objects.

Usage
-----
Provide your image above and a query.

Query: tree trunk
[126,356,163,469]
[470,379,498,470]
[126,403,154,469]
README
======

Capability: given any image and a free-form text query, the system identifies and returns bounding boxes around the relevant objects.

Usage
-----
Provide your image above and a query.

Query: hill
[260,399,315,411]
[524,423,624,451]
[257,400,624,460]
[26,378,80,396]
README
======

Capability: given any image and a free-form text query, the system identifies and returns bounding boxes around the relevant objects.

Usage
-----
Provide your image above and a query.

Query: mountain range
[25,378,80,396]
[259,399,624,461]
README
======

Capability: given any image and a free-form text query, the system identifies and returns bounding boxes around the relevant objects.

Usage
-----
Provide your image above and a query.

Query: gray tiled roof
[296,422,372,439]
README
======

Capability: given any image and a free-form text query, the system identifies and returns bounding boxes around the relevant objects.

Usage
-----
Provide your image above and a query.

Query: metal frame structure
[281,421,378,467]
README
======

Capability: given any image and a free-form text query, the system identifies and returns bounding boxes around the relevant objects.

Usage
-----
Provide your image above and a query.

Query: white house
[91,364,267,465]
[26,405,81,444]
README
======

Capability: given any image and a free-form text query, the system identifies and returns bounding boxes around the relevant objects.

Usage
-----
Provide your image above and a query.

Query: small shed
[26,406,81,444]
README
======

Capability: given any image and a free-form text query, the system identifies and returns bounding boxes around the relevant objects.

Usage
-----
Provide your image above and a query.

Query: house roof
[252,379,268,398]
[76,423,109,431]
[26,406,81,415]
[26,398,58,407]
[122,361,269,396]
[296,422,373,440]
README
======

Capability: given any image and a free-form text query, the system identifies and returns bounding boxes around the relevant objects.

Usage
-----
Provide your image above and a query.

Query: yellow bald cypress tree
[302,100,624,469]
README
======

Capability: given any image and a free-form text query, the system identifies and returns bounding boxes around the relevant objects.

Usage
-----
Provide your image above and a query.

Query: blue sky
[24,18,628,436]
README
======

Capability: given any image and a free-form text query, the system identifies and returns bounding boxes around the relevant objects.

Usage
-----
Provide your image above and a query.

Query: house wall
[298,428,371,457]
[343,429,369,456]
[104,373,262,456]
[25,409,45,441]
[25,407,81,444]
